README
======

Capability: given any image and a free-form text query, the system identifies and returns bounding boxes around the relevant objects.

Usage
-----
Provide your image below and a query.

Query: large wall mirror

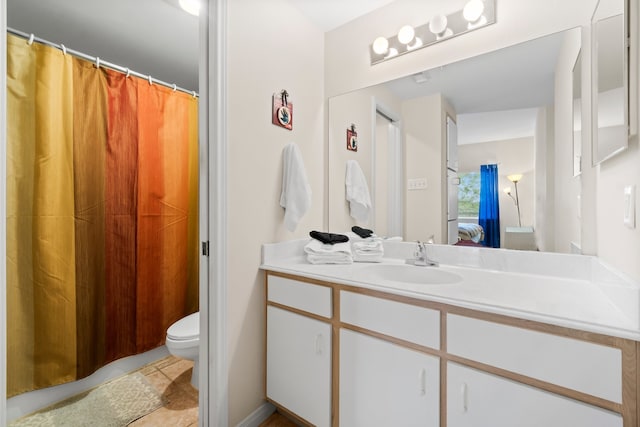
[328,26,590,254]
[591,0,629,165]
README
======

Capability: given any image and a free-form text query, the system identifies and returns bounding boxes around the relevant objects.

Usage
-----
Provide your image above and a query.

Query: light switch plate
[623,185,636,229]
[408,178,427,191]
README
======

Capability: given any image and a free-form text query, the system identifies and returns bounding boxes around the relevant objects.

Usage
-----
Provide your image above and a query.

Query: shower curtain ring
[192,91,197,98]
[60,44,67,55]
[95,57,101,69]
[125,68,131,78]
[27,34,35,45]
[172,84,177,92]
[148,75,153,85]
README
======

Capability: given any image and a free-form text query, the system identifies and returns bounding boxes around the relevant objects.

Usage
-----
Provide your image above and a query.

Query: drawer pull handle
[461,382,468,413]
[418,368,426,396]
[315,334,323,355]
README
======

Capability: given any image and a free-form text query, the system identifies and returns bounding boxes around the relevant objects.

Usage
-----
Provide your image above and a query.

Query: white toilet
[165,311,200,389]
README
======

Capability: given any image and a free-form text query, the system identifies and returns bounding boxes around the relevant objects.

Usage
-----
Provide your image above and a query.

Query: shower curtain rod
[7,27,198,98]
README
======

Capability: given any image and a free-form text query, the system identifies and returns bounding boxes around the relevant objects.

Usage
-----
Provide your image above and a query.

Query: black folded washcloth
[310,231,349,245]
[352,226,374,239]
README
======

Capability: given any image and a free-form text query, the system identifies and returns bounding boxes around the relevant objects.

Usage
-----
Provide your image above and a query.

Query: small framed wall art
[347,124,358,152]
[272,89,293,130]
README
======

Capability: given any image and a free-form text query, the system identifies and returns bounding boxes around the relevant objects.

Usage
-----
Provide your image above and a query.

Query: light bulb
[407,37,423,51]
[385,48,399,59]
[507,174,523,183]
[463,0,485,22]
[397,25,415,45]
[179,0,200,16]
[372,36,389,55]
[429,15,448,36]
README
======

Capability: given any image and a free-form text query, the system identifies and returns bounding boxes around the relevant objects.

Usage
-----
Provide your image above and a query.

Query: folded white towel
[352,237,384,263]
[352,239,383,253]
[280,143,312,232]
[304,239,353,264]
[353,252,384,263]
[345,160,372,222]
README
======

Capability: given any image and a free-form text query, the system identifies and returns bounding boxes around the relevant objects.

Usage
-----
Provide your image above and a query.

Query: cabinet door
[447,363,622,427]
[340,329,439,427]
[267,306,331,427]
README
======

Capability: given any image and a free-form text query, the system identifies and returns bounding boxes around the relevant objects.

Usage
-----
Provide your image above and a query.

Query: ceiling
[7,0,200,91]
[6,0,384,92]
[286,0,397,31]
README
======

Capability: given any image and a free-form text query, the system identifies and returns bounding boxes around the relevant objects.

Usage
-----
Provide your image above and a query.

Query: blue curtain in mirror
[478,164,500,248]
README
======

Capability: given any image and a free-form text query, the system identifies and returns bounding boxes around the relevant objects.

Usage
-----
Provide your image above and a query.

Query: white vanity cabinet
[339,291,441,426]
[266,276,332,427]
[264,271,637,427]
[447,363,622,427]
[339,329,440,427]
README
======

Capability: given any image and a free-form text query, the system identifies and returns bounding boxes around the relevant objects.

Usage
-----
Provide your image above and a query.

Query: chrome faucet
[414,240,438,267]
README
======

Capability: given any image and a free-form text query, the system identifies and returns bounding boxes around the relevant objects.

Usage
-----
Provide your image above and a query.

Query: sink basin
[362,264,462,285]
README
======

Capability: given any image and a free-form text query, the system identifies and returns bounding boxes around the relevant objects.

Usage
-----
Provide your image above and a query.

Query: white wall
[553,28,582,253]
[227,0,325,423]
[534,106,556,252]
[593,0,640,281]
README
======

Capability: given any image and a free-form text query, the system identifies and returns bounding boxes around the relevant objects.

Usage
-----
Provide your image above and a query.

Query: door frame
[371,98,403,237]
[200,0,228,425]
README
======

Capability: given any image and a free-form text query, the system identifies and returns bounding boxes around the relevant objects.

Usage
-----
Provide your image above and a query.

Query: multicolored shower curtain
[6,34,199,397]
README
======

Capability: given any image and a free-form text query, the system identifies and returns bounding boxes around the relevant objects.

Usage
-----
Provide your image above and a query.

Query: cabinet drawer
[447,314,622,403]
[267,275,332,318]
[340,291,440,349]
[447,362,622,427]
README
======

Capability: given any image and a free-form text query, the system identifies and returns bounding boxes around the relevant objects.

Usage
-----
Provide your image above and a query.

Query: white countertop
[261,239,640,341]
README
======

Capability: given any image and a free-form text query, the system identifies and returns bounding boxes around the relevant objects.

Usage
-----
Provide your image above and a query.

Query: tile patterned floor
[129,356,199,426]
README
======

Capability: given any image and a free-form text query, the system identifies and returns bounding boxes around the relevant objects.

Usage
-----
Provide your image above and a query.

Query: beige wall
[534,106,556,252]
[227,0,325,423]
[403,94,448,243]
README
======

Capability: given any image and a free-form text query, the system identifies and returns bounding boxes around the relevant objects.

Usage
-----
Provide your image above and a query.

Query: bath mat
[9,372,164,427]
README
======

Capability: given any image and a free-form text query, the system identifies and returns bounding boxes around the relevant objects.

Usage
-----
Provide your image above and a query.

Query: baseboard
[236,402,276,427]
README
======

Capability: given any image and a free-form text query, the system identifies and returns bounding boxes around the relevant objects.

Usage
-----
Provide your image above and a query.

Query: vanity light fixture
[506,174,523,227]
[369,0,495,65]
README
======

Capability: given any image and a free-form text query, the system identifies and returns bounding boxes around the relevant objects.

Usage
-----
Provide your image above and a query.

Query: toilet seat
[167,311,199,341]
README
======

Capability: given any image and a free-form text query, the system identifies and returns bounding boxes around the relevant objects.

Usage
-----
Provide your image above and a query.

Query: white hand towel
[345,160,372,222]
[352,237,384,263]
[280,143,312,232]
[304,239,353,264]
